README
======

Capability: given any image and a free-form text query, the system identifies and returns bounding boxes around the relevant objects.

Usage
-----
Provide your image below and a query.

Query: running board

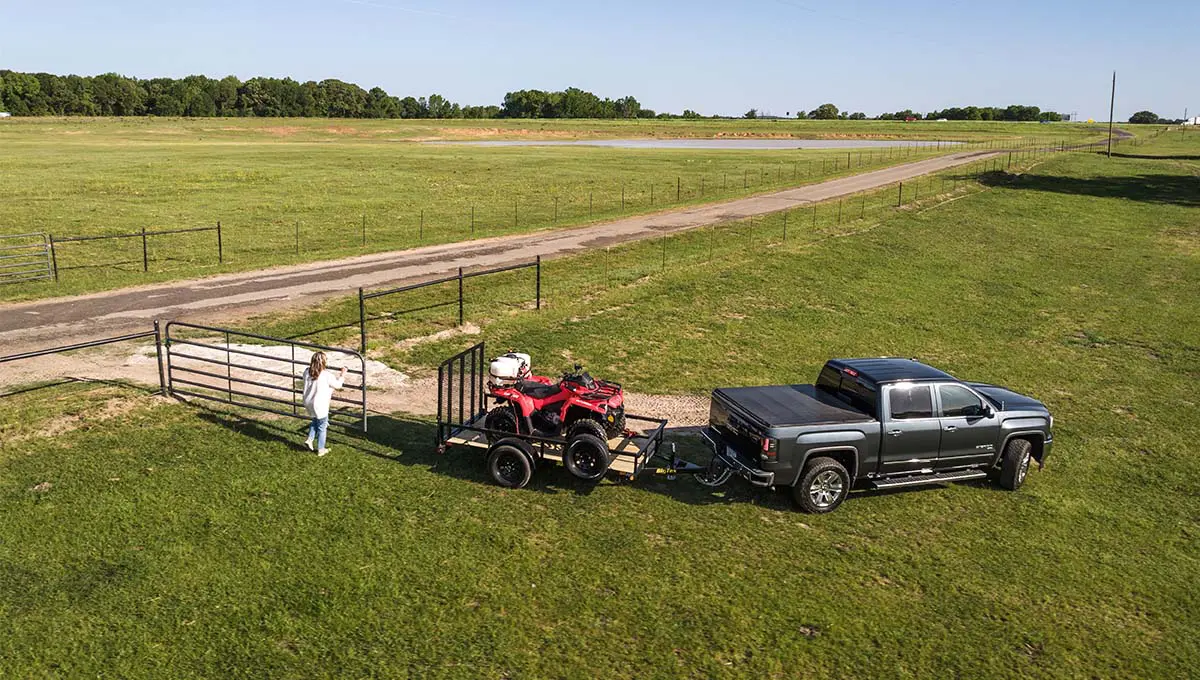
[870,470,988,490]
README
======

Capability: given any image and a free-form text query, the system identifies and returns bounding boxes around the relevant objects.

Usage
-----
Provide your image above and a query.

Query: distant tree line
[0,71,660,120]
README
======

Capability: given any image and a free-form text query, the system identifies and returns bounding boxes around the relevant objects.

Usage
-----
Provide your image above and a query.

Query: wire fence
[3,136,1094,290]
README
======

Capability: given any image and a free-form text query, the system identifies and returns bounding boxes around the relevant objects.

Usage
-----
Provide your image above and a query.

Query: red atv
[484,352,627,444]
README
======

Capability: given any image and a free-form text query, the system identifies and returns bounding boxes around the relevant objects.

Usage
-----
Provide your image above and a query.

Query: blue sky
[1,0,1195,120]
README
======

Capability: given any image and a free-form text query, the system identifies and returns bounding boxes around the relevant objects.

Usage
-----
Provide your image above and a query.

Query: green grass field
[2,129,1197,678]
[0,117,1112,302]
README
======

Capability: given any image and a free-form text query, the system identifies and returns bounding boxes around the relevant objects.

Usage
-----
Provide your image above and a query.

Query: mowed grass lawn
[0,117,1104,302]
[1,132,1197,678]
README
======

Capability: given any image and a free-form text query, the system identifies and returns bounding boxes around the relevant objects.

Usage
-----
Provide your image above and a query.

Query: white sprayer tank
[489,352,531,385]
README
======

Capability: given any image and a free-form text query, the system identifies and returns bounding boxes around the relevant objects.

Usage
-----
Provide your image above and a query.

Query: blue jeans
[308,417,329,450]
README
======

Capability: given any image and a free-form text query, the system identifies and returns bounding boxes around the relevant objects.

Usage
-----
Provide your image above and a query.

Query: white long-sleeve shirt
[302,368,345,419]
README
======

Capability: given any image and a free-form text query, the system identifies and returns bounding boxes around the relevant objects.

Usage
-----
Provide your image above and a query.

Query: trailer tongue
[436,342,721,488]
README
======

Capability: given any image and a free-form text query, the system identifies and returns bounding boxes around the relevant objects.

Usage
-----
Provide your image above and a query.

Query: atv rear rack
[437,341,699,482]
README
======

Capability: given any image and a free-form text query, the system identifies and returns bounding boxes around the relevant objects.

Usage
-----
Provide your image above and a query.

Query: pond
[426,138,959,150]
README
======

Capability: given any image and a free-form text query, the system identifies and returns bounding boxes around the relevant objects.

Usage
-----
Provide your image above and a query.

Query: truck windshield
[817,365,877,415]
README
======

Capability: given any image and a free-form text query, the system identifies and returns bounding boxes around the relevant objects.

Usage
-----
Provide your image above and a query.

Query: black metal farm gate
[164,321,368,432]
[0,232,54,285]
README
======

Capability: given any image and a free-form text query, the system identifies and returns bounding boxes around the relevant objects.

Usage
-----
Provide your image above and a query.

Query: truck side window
[889,385,933,419]
[939,384,984,417]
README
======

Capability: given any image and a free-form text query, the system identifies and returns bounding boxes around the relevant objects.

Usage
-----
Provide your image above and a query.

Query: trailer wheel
[484,405,520,443]
[487,441,533,489]
[998,438,1032,491]
[792,457,850,514]
[564,433,611,482]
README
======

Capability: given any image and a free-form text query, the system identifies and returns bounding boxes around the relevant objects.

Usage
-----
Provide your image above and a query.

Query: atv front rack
[437,341,697,480]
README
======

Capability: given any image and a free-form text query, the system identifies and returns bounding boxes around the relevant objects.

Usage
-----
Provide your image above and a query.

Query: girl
[302,351,347,456]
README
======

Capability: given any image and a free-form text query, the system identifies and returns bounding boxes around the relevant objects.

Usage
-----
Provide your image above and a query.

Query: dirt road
[1,148,1001,352]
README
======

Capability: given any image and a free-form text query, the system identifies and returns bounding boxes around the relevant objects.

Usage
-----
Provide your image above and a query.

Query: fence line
[0,323,167,395]
[47,223,222,281]
[2,133,1136,289]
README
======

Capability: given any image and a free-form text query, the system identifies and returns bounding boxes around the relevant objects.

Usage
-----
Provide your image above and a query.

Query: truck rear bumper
[700,427,775,487]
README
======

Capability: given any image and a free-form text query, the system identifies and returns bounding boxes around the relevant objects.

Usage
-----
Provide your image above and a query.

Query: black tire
[566,417,608,443]
[484,404,519,443]
[998,438,1032,491]
[604,408,627,439]
[487,442,533,489]
[563,433,611,482]
[792,457,851,514]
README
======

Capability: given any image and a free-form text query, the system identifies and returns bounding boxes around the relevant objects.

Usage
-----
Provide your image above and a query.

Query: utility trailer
[436,342,718,489]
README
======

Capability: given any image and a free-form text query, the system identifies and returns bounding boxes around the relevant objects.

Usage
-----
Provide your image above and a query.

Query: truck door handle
[887,430,902,436]
[944,426,957,432]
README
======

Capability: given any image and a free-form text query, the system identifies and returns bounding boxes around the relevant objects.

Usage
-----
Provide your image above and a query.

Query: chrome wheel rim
[809,470,845,508]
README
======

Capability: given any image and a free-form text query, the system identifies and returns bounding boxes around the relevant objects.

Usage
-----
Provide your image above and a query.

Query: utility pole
[1107,71,1116,158]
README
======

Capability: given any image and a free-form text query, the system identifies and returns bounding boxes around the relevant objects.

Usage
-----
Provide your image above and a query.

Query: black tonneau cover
[714,384,876,428]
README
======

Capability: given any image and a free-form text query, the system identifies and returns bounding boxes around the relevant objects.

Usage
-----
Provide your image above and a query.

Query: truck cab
[703,358,1053,513]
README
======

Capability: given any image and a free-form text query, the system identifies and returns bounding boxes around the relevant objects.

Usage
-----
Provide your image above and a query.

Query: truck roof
[827,358,957,384]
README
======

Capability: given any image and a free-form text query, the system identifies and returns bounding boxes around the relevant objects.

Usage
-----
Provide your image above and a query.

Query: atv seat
[516,380,561,399]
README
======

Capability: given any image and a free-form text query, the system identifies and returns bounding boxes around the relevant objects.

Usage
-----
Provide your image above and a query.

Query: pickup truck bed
[714,385,874,428]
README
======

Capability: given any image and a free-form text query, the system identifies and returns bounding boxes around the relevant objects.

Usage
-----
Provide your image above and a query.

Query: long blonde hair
[307,351,327,380]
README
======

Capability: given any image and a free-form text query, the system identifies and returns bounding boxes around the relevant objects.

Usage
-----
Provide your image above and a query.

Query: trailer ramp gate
[165,322,367,432]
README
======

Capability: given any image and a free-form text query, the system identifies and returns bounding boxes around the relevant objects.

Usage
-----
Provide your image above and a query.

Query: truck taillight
[761,437,778,460]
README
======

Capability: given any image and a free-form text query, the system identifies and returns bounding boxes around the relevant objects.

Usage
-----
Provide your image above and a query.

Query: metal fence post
[358,287,367,354]
[141,227,149,272]
[216,222,223,264]
[897,182,903,207]
[535,255,541,310]
[153,319,167,395]
[294,221,300,256]
[783,212,788,242]
[677,176,681,201]
[457,267,464,326]
[361,214,366,247]
[49,234,59,282]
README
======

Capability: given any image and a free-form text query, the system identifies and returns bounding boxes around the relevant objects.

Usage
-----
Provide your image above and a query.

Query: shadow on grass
[980,169,1200,207]
[189,404,1006,512]
[1105,152,1200,161]
[0,376,160,399]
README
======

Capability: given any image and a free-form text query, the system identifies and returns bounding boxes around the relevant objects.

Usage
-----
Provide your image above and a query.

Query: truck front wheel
[998,438,1032,491]
[792,457,851,514]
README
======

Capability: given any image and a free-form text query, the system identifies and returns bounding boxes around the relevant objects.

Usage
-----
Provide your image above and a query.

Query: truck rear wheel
[999,438,1032,491]
[792,457,850,514]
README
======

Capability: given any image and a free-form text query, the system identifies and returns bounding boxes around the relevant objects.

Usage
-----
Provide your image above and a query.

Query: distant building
[1183,116,1200,126]
[0,112,11,118]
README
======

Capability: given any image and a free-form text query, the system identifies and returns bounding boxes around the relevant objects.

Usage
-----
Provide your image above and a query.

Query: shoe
[304,438,314,451]
[317,448,330,457]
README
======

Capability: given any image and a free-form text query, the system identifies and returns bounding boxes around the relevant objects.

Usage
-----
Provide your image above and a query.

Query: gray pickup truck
[702,358,1053,513]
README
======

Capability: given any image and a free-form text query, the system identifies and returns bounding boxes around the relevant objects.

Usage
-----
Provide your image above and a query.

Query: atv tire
[484,405,520,443]
[566,418,608,443]
[563,433,611,482]
[998,438,1032,491]
[603,408,627,439]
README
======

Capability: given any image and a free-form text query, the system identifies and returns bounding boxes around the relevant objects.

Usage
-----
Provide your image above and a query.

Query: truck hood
[966,382,1047,411]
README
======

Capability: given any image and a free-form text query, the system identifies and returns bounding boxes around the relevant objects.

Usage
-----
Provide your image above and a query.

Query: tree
[849,112,866,120]
[1128,110,1159,124]
[681,109,701,119]
[809,103,839,120]
[744,108,758,119]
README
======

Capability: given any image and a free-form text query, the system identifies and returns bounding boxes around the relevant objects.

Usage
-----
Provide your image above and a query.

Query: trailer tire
[484,405,520,443]
[564,433,611,482]
[998,438,1032,491]
[488,440,534,489]
[566,418,608,443]
[792,457,850,514]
